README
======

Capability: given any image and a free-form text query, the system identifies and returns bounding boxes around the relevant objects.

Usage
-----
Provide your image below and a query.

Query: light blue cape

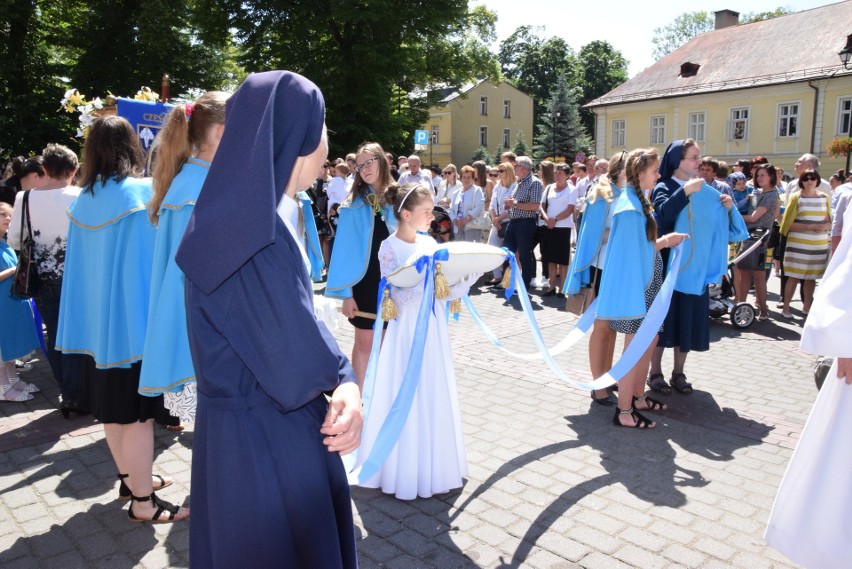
[56,177,155,368]
[139,159,208,394]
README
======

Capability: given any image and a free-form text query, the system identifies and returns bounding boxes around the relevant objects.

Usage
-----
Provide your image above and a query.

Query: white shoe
[9,377,39,393]
[1,383,34,402]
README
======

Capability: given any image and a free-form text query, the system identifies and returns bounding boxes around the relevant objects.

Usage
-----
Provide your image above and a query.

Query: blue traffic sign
[414,129,429,145]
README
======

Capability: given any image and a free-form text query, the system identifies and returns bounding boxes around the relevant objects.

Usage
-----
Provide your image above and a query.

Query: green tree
[652,11,713,61]
[512,131,530,157]
[577,40,628,135]
[0,0,76,156]
[498,26,576,136]
[471,146,490,163]
[193,0,499,157]
[740,7,792,24]
[533,77,586,162]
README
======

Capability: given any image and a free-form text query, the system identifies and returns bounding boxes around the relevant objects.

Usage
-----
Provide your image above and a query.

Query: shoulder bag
[10,190,40,299]
[565,267,597,316]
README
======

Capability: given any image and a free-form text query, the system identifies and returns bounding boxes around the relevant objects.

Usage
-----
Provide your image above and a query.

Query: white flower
[92,97,103,110]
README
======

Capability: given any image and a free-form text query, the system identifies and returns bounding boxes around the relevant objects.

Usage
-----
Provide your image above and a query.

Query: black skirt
[81,358,177,425]
[349,211,391,331]
[543,227,572,266]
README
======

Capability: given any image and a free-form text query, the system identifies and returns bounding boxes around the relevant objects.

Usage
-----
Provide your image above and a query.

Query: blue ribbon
[350,252,437,483]
[464,244,684,391]
[29,299,48,357]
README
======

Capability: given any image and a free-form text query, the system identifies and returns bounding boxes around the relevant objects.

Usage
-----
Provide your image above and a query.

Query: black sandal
[612,406,655,429]
[118,473,172,500]
[634,395,668,412]
[670,373,694,394]
[128,492,186,524]
[647,373,671,395]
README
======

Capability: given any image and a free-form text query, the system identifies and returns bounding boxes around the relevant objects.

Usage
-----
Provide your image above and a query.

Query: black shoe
[59,401,91,419]
[543,288,557,297]
[591,394,615,406]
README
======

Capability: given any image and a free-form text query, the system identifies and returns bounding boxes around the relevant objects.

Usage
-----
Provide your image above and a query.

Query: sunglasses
[801,175,817,182]
[497,169,506,173]
[443,171,453,175]
[354,157,379,173]
[488,172,499,177]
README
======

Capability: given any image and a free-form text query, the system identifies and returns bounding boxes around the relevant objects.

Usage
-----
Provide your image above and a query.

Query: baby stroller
[708,228,771,329]
[429,206,454,243]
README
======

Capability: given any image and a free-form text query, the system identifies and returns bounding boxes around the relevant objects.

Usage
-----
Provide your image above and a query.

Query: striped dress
[784,194,830,280]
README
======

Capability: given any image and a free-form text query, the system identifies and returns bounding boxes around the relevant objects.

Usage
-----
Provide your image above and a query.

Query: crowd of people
[0,69,849,567]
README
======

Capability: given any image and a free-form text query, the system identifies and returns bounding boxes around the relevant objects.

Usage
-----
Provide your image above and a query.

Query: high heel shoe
[59,401,90,419]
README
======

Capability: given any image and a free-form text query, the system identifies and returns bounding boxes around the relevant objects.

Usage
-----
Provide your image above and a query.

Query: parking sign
[414,130,429,145]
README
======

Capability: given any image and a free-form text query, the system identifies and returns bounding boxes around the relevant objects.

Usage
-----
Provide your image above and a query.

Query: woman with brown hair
[326,142,398,388]
[56,116,188,522]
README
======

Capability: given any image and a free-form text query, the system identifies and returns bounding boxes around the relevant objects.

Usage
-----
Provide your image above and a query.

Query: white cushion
[386,241,506,288]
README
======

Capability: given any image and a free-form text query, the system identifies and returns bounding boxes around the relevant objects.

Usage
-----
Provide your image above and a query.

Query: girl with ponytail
[594,148,689,429]
[139,91,229,422]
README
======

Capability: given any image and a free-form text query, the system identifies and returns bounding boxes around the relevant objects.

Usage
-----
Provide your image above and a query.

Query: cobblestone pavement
[0,274,815,568]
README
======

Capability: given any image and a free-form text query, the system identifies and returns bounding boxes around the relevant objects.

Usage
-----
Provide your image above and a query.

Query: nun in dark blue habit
[647,139,735,395]
[176,71,361,568]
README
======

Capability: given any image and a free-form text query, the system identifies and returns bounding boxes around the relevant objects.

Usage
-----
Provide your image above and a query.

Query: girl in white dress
[764,203,852,568]
[354,182,474,500]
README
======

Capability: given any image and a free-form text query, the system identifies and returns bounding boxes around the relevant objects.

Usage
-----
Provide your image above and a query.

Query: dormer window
[680,62,701,78]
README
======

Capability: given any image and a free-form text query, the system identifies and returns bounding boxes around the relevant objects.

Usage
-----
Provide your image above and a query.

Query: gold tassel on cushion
[449,298,462,316]
[434,262,450,299]
[380,288,399,320]
[500,265,512,289]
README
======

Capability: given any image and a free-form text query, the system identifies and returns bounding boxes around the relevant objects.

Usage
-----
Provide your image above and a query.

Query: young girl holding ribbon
[353,183,477,500]
[595,148,689,429]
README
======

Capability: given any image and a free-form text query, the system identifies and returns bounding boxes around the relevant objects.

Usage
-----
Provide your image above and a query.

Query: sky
[475,0,837,77]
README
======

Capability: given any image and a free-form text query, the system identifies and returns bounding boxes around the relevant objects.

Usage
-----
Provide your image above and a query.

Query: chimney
[714,9,740,30]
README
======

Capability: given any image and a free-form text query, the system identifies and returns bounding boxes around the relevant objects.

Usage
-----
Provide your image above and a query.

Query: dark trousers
[503,218,537,288]
[35,282,84,402]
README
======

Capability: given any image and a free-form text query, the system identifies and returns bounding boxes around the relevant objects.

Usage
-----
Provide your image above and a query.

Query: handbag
[466,210,492,231]
[565,269,597,316]
[10,190,40,299]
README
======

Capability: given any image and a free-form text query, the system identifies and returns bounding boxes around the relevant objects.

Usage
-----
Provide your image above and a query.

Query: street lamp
[838,34,852,69]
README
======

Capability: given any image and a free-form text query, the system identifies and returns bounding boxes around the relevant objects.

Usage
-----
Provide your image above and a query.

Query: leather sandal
[612,406,655,429]
[128,492,187,524]
[118,473,173,500]
[670,373,694,394]
[634,395,668,412]
[646,373,671,395]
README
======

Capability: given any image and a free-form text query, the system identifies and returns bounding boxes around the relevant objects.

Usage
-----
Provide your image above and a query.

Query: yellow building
[420,78,533,168]
[587,4,852,176]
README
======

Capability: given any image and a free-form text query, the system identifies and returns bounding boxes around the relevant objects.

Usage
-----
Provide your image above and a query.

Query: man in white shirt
[397,154,432,187]
[786,153,831,198]
[573,163,591,198]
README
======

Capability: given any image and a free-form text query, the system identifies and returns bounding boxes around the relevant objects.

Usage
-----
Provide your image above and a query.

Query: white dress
[354,234,469,500]
[764,205,852,568]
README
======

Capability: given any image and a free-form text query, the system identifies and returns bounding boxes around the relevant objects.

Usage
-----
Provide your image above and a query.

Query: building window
[611,119,625,147]
[687,111,705,142]
[650,115,666,145]
[729,107,749,140]
[777,103,799,137]
[431,125,439,145]
[502,128,510,148]
[503,99,511,118]
[480,96,488,116]
[838,97,852,135]
[479,126,488,147]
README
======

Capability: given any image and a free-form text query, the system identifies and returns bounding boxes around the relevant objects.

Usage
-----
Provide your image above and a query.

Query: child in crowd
[0,201,41,401]
[731,172,750,215]
[353,183,476,499]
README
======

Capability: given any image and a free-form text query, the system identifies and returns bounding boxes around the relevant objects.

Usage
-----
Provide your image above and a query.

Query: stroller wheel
[731,302,755,328]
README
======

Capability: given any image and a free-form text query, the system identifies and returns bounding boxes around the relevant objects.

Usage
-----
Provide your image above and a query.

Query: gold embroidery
[67,206,147,230]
